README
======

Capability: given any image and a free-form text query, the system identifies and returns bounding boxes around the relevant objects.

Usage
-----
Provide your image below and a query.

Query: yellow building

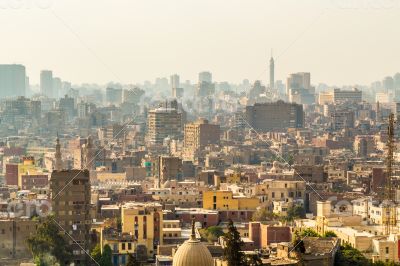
[100,228,136,265]
[96,171,126,183]
[203,190,259,210]
[121,202,163,257]
[17,157,40,188]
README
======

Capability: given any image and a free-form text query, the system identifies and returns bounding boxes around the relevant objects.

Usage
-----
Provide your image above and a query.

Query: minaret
[85,135,95,170]
[376,101,381,123]
[55,135,63,171]
[269,50,275,90]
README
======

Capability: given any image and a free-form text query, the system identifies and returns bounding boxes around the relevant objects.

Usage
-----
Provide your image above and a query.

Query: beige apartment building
[184,118,220,155]
[249,179,306,211]
[0,218,38,259]
[147,107,182,145]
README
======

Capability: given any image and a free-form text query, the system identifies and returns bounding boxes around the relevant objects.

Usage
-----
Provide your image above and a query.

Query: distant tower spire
[269,49,275,90]
[55,134,62,171]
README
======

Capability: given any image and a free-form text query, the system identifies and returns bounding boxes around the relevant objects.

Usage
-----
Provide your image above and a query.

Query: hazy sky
[0,0,399,86]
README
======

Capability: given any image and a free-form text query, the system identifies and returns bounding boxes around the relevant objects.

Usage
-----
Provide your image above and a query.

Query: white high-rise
[40,70,54,98]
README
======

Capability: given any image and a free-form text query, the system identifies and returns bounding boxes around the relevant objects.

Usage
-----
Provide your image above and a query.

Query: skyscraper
[0,64,26,98]
[196,71,215,97]
[53,77,62,99]
[269,56,274,90]
[40,70,54,98]
[286,72,315,104]
[170,74,180,89]
[198,71,212,83]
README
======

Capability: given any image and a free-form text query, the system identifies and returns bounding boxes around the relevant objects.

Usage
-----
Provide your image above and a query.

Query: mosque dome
[173,221,213,266]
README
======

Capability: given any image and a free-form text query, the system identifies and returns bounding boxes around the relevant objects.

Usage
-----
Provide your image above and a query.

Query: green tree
[27,216,71,265]
[292,231,306,254]
[299,228,320,237]
[334,244,370,266]
[126,252,141,266]
[251,208,278,222]
[324,230,337,237]
[200,226,225,242]
[116,217,122,232]
[99,244,113,266]
[244,253,263,266]
[34,253,60,266]
[285,205,306,222]
[90,244,102,263]
[223,220,246,266]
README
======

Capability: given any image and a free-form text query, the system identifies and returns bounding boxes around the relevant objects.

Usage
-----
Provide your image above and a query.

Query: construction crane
[382,113,397,235]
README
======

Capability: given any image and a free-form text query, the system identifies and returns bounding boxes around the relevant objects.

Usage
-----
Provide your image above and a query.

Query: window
[122,243,125,250]
[128,243,132,250]
[386,247,389,254]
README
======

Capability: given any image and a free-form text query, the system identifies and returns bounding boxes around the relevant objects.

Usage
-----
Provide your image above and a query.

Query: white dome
[173,223,213,266]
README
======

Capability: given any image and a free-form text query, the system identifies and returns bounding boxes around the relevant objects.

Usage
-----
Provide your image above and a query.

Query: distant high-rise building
[106,87,123,105]
[245,101,304,132]
[269,56,274,90]
[196,71,215,98]
[286,72,315,104]
[59,95,76,120]
[53,77,62,99]
[170,74,183,98]
[40,70,54,98]
[394,73,400,89]
[172,87,184,98]
[147,107,182,145]
[318,88,362,105]
[123,87,145,104]
[170,74,180,89]
[50,169,91,265]
[0,64,26,98]
[199,71,212,83]
[383,76,394,91]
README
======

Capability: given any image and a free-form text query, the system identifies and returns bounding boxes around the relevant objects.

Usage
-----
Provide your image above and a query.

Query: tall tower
[269,53,275,90]
[54,136,63,171]
[382,113,397,235]
[84,135,95,170]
